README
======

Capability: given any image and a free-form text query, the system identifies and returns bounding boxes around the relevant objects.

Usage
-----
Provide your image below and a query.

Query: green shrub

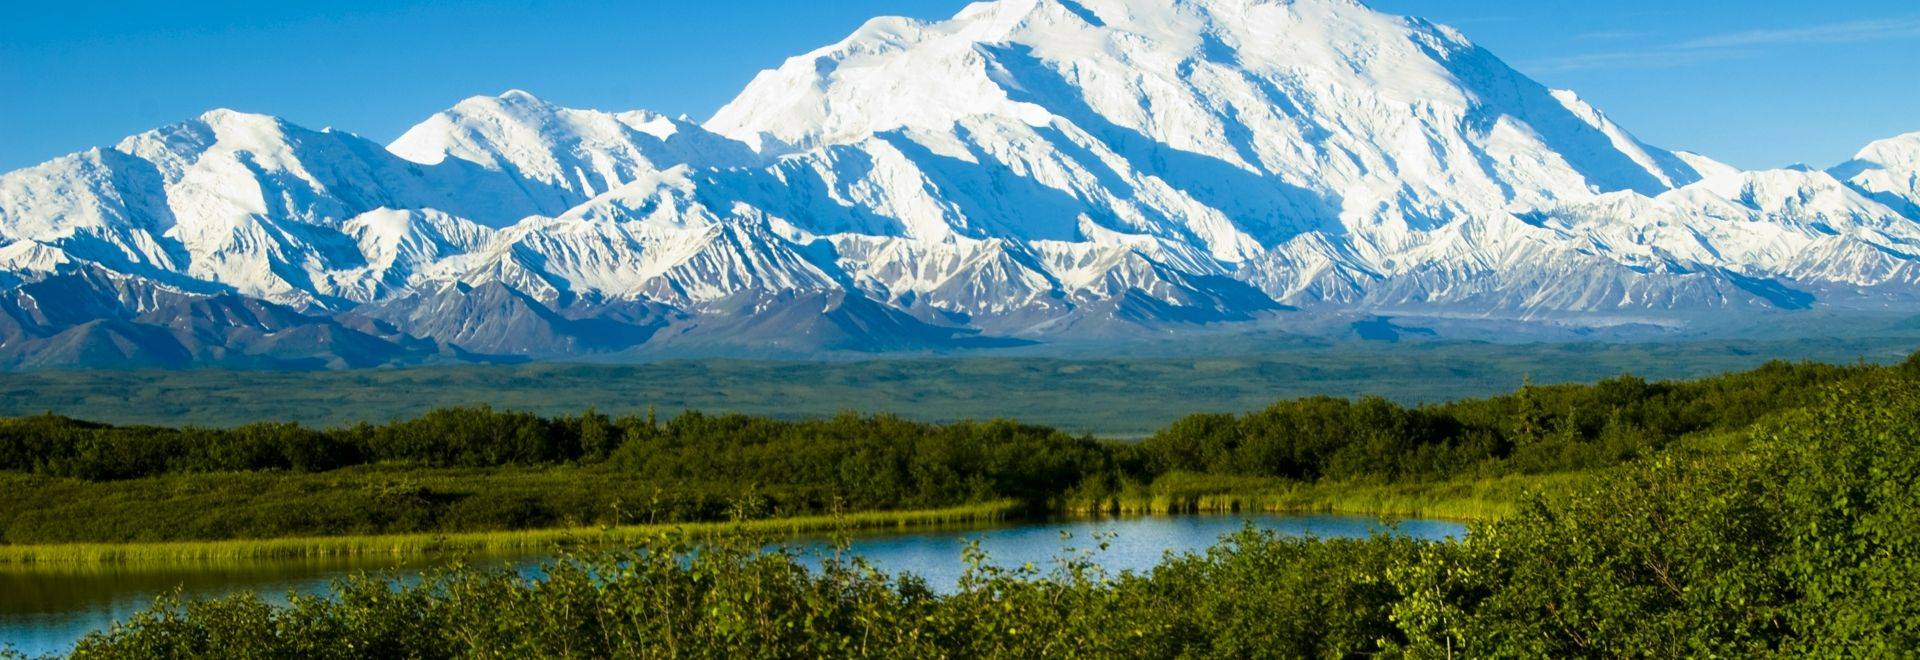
[69,374,1920,656]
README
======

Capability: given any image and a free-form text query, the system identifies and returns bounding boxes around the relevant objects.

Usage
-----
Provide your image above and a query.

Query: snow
[389,91,760,210]
[1832,131,1920,215]
[1,0,1917,358]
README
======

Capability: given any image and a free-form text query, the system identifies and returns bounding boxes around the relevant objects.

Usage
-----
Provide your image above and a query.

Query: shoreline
[0,472,1564,567]
[0,501,1018,567]
[1066,471,1584,522]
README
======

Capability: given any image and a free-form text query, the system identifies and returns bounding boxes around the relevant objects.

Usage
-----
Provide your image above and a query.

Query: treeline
[1139,358,1866,482]
[71,374,1920,656]
[0,354,1889,514]
[0,408,623,480]
[3,359,1876,484]
[0,409,1113,519]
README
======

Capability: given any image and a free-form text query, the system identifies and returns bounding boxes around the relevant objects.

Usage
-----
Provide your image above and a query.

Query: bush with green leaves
[1391,373,1920,655]
[67,374,1920,657]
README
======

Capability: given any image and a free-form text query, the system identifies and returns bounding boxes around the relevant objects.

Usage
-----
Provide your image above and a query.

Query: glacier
[2,0,1917,368]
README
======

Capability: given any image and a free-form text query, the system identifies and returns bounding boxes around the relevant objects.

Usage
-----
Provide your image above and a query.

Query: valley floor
[5,349,1917,655]
[3,334,1912,435]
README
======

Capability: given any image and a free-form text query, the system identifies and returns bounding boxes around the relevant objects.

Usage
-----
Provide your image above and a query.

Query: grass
[0,472,1541,567]
[0,501,1019,566]
[0,466,1578,566]
[1069,471,1591,521]
[1262,472,1589,520]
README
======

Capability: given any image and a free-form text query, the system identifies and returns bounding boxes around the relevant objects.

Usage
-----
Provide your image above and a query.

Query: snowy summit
[1,0,1918,367]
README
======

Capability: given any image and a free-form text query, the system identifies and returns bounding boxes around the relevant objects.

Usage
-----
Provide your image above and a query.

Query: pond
[0,514,1465,656]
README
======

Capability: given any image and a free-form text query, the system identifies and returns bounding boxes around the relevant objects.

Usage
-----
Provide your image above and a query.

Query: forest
[32,356,1920,656]
[0,357,1881,544]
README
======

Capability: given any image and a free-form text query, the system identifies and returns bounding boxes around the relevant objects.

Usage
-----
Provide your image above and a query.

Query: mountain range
[4,0,1918,368]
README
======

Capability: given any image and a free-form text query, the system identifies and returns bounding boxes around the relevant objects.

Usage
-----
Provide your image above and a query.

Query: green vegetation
[0,412,1106,549]
[60,374,1920,655]
[0,502,1014,565]
[1078,470,1591,520]
[0,354,1889,555]
[4,349,1919,654]
[1,335,1911,435]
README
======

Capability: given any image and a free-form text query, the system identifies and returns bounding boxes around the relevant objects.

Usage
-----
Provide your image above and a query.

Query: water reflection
[1,514,1464,656]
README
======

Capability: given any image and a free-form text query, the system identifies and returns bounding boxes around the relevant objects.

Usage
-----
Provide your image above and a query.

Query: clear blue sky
[3,0,1915,172]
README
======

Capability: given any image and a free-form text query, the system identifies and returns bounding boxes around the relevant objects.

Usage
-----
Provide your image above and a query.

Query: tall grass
[1068,471,1588,521]
[0,501,1016,566]
[1,472,1561,567]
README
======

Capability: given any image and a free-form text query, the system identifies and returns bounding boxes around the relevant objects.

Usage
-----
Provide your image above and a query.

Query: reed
[1067,472,1588,521]
[0,500,1018,566]
[0,471,1573,567]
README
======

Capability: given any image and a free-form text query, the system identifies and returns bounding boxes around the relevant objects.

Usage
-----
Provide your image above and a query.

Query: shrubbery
[0,358,1891,544]
[1140,360,1864,483]
[0,360,1869,488]
[66,375,1920,656]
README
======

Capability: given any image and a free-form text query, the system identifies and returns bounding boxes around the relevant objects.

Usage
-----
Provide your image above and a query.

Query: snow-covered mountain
[1,0,1916,367]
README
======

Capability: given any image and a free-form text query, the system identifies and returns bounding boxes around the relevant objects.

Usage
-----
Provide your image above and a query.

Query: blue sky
[2,0,1915,172]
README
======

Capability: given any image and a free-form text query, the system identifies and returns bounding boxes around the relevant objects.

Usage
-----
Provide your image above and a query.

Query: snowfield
[1,0,1917,367]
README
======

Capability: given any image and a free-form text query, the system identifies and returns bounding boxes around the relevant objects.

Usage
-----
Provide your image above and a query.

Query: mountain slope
[0,109,554,308]
[0,267,431,369]
[1833,132,1920,218]
[0,0,1917,367]
[389,90,762,211]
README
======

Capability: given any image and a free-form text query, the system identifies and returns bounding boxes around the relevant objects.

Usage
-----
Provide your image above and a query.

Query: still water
[0,514,1464,656]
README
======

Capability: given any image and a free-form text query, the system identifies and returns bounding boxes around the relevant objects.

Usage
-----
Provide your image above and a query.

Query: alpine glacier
[2,0,1917,367]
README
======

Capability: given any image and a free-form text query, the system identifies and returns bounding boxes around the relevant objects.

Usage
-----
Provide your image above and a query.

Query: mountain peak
[1832,131,1920,216]
[196,107,271,122]
[112,108,304,176]
[1849,131,1920,166]
[711,0,1702,215]
[389,92,758,211]
[2,0,1918,367]
[713,0,1443,150]
[457,89,561,115]
[191,108,290,134]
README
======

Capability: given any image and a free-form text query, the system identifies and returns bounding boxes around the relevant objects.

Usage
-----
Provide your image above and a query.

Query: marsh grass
[0,472,1566,567]
[0,501,1016,566]
[1069,471,1588,521]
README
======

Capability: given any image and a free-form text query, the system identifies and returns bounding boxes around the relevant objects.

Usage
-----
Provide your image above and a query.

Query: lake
[0,514,1465,657]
